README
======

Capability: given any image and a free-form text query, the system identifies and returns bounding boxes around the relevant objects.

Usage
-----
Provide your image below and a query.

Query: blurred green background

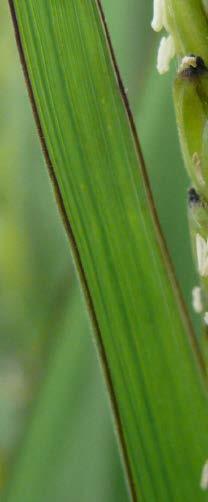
[0,1,198,500]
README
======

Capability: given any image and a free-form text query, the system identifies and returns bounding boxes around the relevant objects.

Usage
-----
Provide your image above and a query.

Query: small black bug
[188,187,200,206]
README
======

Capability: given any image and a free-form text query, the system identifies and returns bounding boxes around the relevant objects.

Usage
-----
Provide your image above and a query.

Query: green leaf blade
[7,1,208,500]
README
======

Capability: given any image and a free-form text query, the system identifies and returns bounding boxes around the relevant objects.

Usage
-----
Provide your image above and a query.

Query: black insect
[188,187,200,206]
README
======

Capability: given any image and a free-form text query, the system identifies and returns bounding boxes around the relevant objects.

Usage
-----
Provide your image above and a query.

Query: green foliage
[0,1,208,501]
[165,0,208,334]
[166,0,208,57]
[174,65,208,194]
[0,2,127,500]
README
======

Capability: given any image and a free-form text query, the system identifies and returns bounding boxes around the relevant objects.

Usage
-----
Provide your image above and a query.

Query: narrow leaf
[6,1,208,500]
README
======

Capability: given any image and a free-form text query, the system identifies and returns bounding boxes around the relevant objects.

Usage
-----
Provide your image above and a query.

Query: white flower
[157,34,176,74]
[151,0,175,73]
[192,286,203,313]
[151,0,167,32]
[204,312,208,326]
[196,234,208,277]
[200,460,208,490]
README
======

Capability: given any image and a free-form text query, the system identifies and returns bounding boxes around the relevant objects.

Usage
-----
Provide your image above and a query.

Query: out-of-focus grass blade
[103,0,153,108]
[6,1,208,500]
[4,283,128,502]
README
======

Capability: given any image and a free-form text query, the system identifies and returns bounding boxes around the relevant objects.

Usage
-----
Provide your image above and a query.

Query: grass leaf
[6,1,208,500]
